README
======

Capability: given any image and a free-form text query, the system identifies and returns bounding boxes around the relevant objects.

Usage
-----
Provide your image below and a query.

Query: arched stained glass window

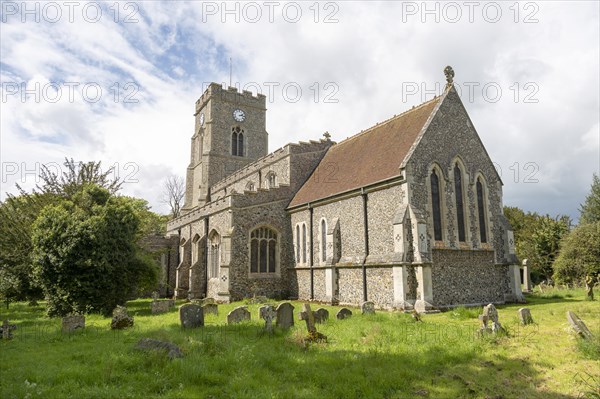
[454,164,466,242]
[431,169,443,241]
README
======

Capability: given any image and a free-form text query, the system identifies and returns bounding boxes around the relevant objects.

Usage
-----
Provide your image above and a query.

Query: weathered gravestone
[202,303,218,316]
[227,306,251,325]
[179,304,204,328]
[478,303,503,335]
[62,315,85,333]
[259,305,277,333]
[1,319,16,340]
[135,338,183,359]
[203,297,216,305]
[151,291,159,301]
[299,304,327,343]
[336,308,353,320]
[315,308,329,324]
[111,306,134,330]
[275,302,294,329]
[151,300,171,314]
[518,308,534,325]
[361,301,375,315]
[567,311,594,340]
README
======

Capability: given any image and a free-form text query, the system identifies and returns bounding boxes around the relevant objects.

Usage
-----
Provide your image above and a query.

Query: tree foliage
[504,206,571,281]
[32,184,158,316]
[0,158,163,308]
[579,173,600,225]
[553,222,600,290]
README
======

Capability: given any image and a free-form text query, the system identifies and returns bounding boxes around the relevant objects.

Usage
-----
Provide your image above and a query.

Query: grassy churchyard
[1,288,598,399]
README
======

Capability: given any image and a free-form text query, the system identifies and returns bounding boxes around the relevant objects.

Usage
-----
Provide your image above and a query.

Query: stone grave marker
[315,308,329,323]
[151,300,170,314]
[336,308,353,320]
[276,302,294,329]
[111,306,134,330]
[151,291,159,301]
[203,297,216,305]
[567,311,594,340]
[179,303,204,328]
[1,319,16,340]
[259,305,276,333]
[478,303,503,335]
[518,308,534,325]
[227,306,251,325]
[361,301,375,315]
[62,315,85,333]
[135,338,183,359]
[299,304,327,343]
[202,303,218,316]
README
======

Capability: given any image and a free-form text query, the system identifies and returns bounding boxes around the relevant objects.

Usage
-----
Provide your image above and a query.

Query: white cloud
[1,1,598,220]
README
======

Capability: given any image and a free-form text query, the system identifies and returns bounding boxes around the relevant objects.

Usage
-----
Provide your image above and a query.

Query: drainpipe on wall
[309,205,314,300]
[204,217,209,298]
[361,190,369,302]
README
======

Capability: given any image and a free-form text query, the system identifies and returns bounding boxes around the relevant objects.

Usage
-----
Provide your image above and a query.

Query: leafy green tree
[32,184,158,316]
[532,216,571,280]
[554,222,600,299]
[0,158,126,306]
[579,174,600,225]
[504,207,570,281]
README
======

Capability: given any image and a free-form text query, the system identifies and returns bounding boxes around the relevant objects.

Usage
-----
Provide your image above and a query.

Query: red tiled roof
[288,96,441,208]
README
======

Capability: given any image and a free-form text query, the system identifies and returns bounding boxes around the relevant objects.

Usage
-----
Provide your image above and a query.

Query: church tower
[182,83,268,212]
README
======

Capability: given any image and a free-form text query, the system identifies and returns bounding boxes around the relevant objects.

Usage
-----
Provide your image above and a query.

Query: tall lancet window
[430,169,443,241]
[477,177,487,243]
[296,225,300,262]
[302,224,307,263]
[238,133,244,156]
[321,219,327,262]
[454,163,466,242]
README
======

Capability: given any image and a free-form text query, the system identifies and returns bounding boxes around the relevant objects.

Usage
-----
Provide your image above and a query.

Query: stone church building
[165,67,524,310]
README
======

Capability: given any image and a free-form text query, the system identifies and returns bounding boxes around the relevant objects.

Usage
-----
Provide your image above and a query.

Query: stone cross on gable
[299,303,317,334]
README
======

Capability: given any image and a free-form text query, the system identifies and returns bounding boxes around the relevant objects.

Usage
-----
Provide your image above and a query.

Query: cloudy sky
[1,1,598,221]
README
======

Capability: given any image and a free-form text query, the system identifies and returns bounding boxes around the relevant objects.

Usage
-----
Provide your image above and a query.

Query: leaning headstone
[227,306,251,324]
[336,308,353,320]
[361,301,375,315]
[518,308,534,325]
[135,338,183,359]
[1,319,16,340]
[480,303,503,334]
[62,315,85,332]
[259,305,277,333]
[151,300,170,314]
[299,303,327,343]
[275,302,295,329]
[567,311,594,340]
[202,303,218,316]
[179,303,204,329]
[315,308,329,323]
[203,297,216,305]
[111,306,134,330]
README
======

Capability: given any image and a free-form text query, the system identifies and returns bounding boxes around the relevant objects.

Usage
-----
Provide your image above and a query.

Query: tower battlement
[195,83,266,113]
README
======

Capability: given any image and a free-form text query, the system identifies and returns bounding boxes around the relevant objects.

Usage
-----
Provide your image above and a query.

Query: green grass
[1,288,599,398]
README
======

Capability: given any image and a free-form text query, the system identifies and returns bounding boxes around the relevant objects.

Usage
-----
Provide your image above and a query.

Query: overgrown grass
[1,288,598,398]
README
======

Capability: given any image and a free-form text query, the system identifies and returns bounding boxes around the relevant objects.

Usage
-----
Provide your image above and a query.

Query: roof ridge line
[334,95,442,147]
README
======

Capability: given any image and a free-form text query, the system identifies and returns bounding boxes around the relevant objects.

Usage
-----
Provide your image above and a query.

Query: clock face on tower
[233,109,246,122]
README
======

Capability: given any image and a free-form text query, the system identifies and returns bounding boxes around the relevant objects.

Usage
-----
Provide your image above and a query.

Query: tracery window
[250,227,278,273]
[231,126,244,156]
